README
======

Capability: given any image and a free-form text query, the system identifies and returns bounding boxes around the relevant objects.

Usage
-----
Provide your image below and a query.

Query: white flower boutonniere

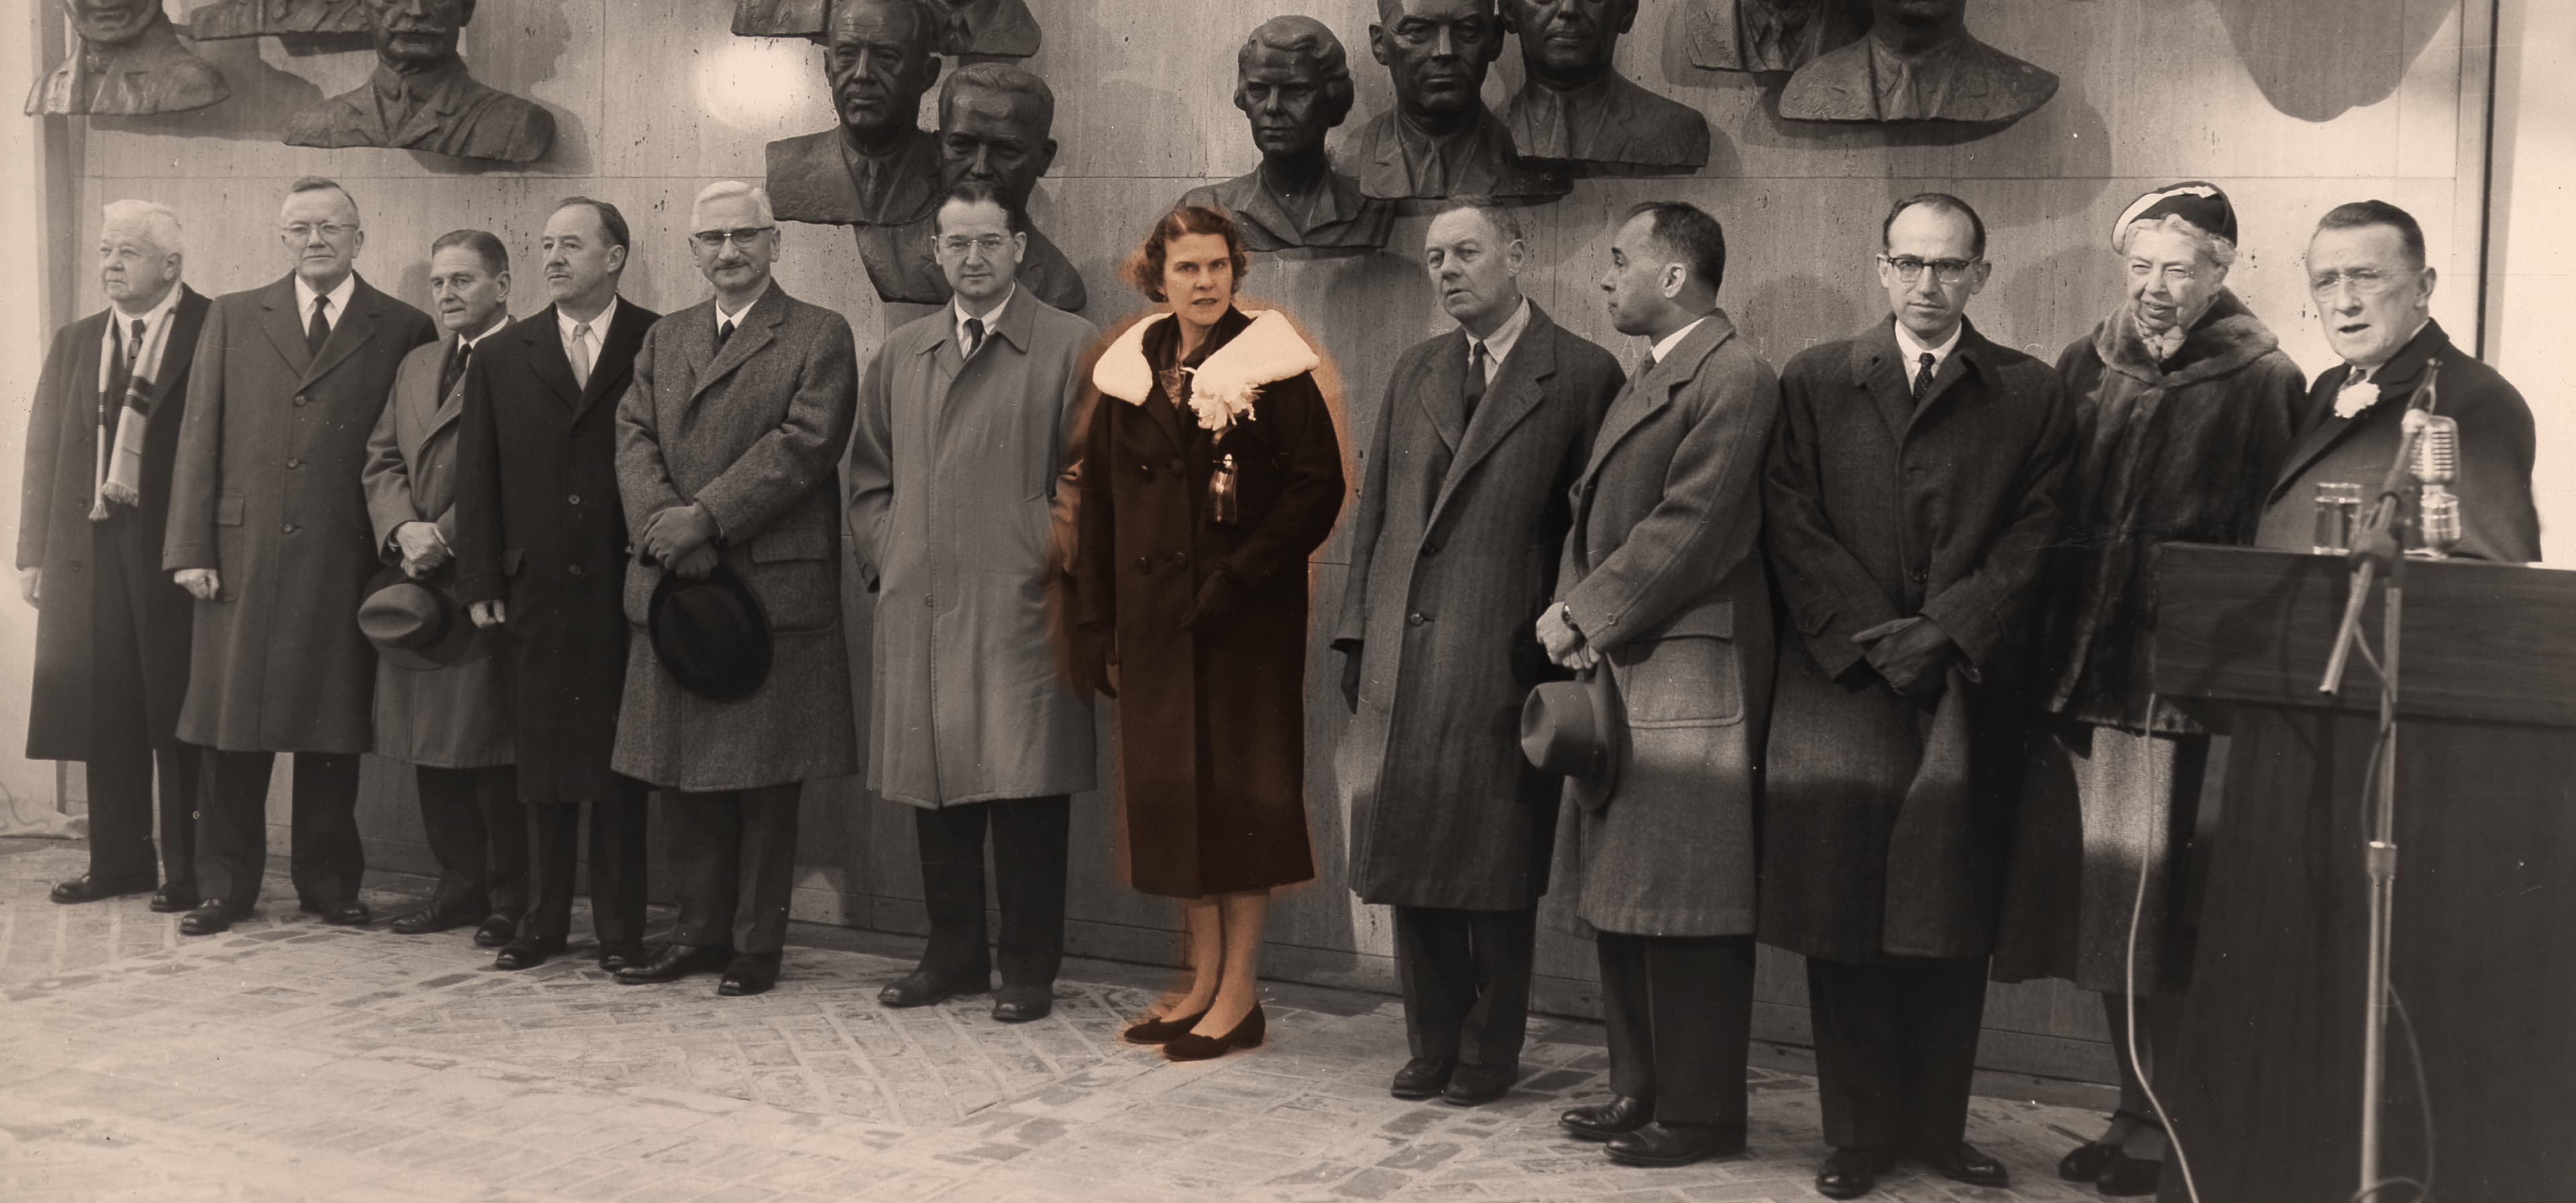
[2333,378,2379,420]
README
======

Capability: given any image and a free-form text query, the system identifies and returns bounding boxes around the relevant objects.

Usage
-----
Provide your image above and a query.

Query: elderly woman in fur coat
[1070,205,1345,1063]
[1990,182,2322,1197]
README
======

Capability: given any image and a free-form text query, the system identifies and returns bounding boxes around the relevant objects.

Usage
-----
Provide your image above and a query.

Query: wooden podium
[2148,544,2576,1202]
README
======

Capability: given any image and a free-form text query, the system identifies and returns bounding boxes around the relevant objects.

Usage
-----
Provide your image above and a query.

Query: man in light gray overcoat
[610,181,859,998]
[359,229,519,943]
[1334,199,1621,1106]
[848,180,1097,1024]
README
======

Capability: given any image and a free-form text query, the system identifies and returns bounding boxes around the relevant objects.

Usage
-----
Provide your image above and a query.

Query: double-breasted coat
[847,291,1099,808]
[19,288,207,760]
[1549,313,1780,937]
[1074,307,1346,899]
[1759,319,2074,962]
[612,284,859,793]
[360,329,515,768]
[454,299,661,803]
[164,273,438,754]
[1334,302,1623,912]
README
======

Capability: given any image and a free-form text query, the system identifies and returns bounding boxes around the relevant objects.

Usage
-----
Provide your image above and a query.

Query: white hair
[2117,213,2237,270]
[101,199,185,259]
[691,180,775,227]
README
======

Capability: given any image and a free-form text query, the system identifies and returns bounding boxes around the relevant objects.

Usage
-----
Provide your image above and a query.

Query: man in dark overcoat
[453,197,659,972]
[1334,199,1621,1106]
[610,181,859,998]
[1537,202,1779,1169]
[19,200,205,909]
[164,177,438,936]
[1760,194,2072,1199]
[360,229,519,943]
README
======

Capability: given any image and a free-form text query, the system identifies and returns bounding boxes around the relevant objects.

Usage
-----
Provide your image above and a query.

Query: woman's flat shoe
[1163,1005,1265,1061]
[1122,1009,1209,1044]
[2096,1150,2164,1197]
[2059,1141,2121,1182]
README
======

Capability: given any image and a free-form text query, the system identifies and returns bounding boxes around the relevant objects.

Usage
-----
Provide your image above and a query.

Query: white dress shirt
[714,278,770,336]
[1464,296,1532,384]
[1892,317,1965,382]
[558,295,620,387]
[292,271,358,335]
[954,284,1015,359]
[1648,315,1709,366]
[97,282,184,398]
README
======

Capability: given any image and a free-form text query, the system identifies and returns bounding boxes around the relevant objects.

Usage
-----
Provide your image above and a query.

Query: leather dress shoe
[303,897,371,926]
[492,936,567,970]
[1441,1062,1517,1107]
[877,969,987,1008]
[991,984,1052,1023]
[616,943,733,984]
[1122,1008,1209,1045]
[179,900,249,936]
[2059,1140,2121,1182]
[472,913,519,948]
[716,952,782,996]
[596,944,645,974]
[1163,1005,1265,1061]
[1912,1140,2008,1188]
[1389,1055,1456,1100]
[50,874,153,904]
[1558,1095,1653,1141]
[2096,1150,2163,1197]
[149,887,199,913]
[388,901,482,935]
[1603,1121,1746,1168]
[1815,1147,1898,1200]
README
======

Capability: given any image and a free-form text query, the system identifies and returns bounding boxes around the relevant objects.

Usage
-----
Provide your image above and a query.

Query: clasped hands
[1536,602,1597,672]
[1851,615,1957,696]
[638,504,720,580]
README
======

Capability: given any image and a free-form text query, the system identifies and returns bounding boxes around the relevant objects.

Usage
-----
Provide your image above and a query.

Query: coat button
[1406,612,1428,626]
[1421,541,1440,556]
[1137,463,1153,479]
[293,395,307,406]
[568,564,584,578]
[1909,569,1928,583]
[285,457,301,468]
[924,593,936,607]
[1135,556,1151,574]
[1171,551,1189,565]
[567,494,581,506]
[281,522,297,534]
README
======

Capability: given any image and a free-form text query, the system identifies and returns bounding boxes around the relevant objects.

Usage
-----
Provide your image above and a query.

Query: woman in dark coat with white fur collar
[1990,182,2320,1196]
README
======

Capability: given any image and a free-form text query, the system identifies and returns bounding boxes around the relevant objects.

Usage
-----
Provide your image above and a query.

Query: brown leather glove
[1181,566,1248,634]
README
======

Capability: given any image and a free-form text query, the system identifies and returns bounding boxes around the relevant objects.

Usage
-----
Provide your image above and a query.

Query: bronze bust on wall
[735,0,1039,58]
[185,0,370,40]
[1686,0,1865,73]
[1350,0,1568,203]
[853,62,1086,310]
[1779,0,2056,123]
[1179,17,1393,252]
[1500,0,1711,171]
[28,0,229,116]
[733,0,826,38]
[280,0,554,162]
[765,0,946,228]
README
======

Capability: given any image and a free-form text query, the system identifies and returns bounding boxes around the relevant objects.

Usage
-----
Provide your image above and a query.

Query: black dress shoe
[492,937,566,970]
[991,984,1052,1023]
[1912,1140,2008,1188]
[615,943,734,984]
[1603,1122,1746,1168]
[2096,1151,2163,1197]
[179,901,248,936]
[596,944,645,974]
[1389,1055,1456,1100]
[1558,1095,1653,1141]
[310,898,371,927]
[149,887,199,913]
[50,874,153,904]
[1441,1062,1516,1106]
[2059,1139,2120,1182]
[388,902,481,935]
[716,952,782,996]
[877,969,987,1008]
[472,913,519,948]
[1122,1008,1209,1045]
[1815,1147,1898,1200]
[1163,1005,1265,1061]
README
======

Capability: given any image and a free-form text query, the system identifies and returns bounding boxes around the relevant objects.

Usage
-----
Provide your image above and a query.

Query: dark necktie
[439,339,471,398]
[307,295,332,356]
[716,318,735,347]
[1911,351,1937,402]
[103,318,136,421]
[1462,339,1487,424]
[963,316,985,360]
[946,12,973,48]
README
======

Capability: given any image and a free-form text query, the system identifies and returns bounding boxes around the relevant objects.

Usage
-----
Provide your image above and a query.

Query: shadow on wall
[89,36,327,144]
[2215,0,2452,122]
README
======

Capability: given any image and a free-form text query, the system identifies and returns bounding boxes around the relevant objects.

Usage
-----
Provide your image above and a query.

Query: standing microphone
[2410,411,2460,558]
[2321,361,2440,695]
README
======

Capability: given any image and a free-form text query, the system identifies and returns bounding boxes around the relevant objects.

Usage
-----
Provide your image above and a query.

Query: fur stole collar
[2094,288,2280,388]
[1093,309,1319,434]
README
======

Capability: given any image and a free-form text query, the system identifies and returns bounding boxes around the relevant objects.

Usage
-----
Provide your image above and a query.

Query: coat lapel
[1850,321,1915,444]
[140,287,208,417]
[687,284,784,405]
[258,275,315,378]
[521,304,582,412]
[1431,305,1561,526]
[576,299,654,420]
[305,274,387,386]
[1905,321,1995,439]
[1414,327,1469,454]
[1580,312,1732,488]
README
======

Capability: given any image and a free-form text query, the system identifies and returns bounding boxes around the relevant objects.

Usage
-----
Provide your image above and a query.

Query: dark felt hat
[648,561,771,701]
[1519,665,1625,813]
[2115,180,2238,247]
[357,565,484,672]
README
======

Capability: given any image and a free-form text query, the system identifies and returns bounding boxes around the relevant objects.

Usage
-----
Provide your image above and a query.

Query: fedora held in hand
[647,562,771,702]
[1519,666,1626,813]
[357,565,484,672]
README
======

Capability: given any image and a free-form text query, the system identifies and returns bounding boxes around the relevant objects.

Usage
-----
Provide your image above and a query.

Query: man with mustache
[1350,0,1566,201]
[1500,0,1711,170]
[1180,16,1393,252]
[766,0,945,229]
[282,0,554,163]
[26,0,227,116]
[854,62,1086,310]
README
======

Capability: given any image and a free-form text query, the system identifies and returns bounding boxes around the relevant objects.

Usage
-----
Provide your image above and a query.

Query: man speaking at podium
[2158,199,2547,1203]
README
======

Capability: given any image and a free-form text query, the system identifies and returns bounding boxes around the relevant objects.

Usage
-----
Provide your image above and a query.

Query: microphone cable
[2124,695,2204,1203]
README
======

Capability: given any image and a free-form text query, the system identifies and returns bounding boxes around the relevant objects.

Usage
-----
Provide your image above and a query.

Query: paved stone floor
[0,837,2113,1202]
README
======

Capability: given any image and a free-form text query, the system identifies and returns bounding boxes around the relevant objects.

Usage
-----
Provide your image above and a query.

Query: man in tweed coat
[610,181,859,997]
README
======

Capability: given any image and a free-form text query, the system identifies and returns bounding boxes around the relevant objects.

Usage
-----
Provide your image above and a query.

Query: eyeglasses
[280,222,357,242]
[1879,255,1980,284]
[2308,268,2420,298]
[692,226,776,249]
[936,234,1011,257]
